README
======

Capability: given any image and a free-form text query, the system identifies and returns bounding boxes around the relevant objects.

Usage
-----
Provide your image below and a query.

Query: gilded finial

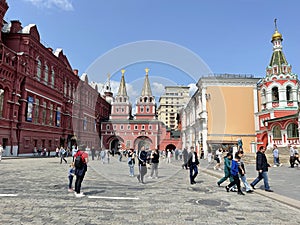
[145,68,149,75]
[107,73,110,80]
[121,69,125,76]
[274,18,278,31]
[272,18,282,41]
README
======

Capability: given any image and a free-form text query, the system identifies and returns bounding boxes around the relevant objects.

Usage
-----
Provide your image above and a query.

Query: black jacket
[256,151,270,172]
[150,151,159,164]
[187,152,199,167]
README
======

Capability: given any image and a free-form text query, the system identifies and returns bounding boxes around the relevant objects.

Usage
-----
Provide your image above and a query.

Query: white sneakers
[74,192,85,198]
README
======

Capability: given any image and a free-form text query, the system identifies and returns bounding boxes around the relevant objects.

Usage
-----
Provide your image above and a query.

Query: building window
[106,124,110,130]
[146,107,149,112]
[120,125,124,130]
[149,125,152,130]
[51,68,55,88]
[286,86,292,101]
[64,79,67,96]
[127,125,130,130]
[44,64,49,84]
[134,125,138,130]
[83,116,87,130]
[142,125,145,130]
[0,89,4,118]
[49,104,53,126]
[141,107,144,113]
[272,125,281,139]
[272,87,279,102]
[287,123,299,138]
[36,58,42,81]
[42,102,46,125]
[34,98,39,124]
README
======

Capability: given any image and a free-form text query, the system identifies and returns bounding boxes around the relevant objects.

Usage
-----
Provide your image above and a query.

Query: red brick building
[0,0,110,155]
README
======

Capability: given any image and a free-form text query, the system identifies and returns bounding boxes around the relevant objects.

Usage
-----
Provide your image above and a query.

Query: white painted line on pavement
[88,196,139,200]
[0,194,18,197]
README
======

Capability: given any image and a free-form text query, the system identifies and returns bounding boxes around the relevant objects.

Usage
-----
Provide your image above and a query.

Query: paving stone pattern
[0,156,299,225]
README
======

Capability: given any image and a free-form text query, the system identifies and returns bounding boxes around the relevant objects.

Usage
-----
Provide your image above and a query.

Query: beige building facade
[157,86,190,130]
[181,74,260,156]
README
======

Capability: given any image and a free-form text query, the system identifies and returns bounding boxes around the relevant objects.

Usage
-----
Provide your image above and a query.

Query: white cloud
[24,0,74,11]
[151,82,165,98]
[188,83,197,96]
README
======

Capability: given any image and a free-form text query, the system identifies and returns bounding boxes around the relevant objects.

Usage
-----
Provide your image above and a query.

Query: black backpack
[74,153,84,169]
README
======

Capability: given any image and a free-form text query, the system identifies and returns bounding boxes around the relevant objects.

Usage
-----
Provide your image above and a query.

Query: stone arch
[165,143,176,151]
[134,136,152,151]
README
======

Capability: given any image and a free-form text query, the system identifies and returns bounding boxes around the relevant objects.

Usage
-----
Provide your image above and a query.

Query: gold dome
[272,30,282,40]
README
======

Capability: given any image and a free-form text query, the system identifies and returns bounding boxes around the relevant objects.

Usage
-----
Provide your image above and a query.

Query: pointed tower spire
[117,69,128,96]
[104,73,111,92]
[267,19,289,76]
[135,68,156,120]
[141,68,153,96]
[103,73,113,103]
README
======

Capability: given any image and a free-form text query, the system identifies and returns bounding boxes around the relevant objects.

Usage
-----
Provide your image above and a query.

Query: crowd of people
[59,141,300,198]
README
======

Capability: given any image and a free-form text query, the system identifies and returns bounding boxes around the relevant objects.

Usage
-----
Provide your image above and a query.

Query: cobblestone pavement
[0,156,299,225]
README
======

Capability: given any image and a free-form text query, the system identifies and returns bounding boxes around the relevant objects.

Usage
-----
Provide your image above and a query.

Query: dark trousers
[228,174,241,192]
[138,165,147,183]
[68,176,73,189]
[290,156,295,167]
[75,175,85,194]
[189,164,198,183]
[60,156,67,164]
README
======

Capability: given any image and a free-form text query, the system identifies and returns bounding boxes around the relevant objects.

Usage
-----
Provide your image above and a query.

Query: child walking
[68,162,75,192]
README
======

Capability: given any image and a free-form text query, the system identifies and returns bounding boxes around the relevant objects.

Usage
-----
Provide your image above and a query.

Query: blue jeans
[240,174,251,191]
[129,164,134,176]
[189,164,198,183]
[251,171,270,190]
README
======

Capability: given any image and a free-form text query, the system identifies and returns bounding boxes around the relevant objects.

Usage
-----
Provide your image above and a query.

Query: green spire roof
[269,50,288,68]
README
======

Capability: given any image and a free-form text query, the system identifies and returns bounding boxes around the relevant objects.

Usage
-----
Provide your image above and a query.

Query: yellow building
[181,74,260,155]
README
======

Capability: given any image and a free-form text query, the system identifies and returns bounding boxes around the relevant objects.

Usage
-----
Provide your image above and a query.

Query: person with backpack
[73,149,88,197]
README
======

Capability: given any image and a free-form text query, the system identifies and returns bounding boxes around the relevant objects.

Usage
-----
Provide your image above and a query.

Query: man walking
[288,144,295,168]
[137,146,148,184]
[250,146,273,192]
[187,146,199,185]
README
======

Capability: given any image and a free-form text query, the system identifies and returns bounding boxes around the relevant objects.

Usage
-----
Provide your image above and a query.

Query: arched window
[0,88,4,118]
[36,58,42,81]
[287,123,299,138]
[34,98,39,124]
[44,63,49,84]
[286,86,292,101]
[272,87,279,102]
[272,125,281,139]
[51,68,55,88]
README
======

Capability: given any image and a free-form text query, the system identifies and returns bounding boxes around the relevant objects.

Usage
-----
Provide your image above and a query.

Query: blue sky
[4,0,300,99]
